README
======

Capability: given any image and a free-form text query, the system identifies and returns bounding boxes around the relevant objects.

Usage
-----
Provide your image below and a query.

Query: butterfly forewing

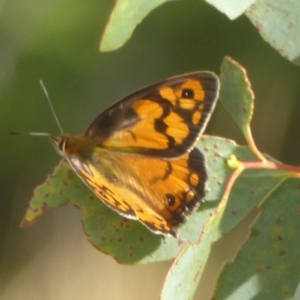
[86,72,219,158]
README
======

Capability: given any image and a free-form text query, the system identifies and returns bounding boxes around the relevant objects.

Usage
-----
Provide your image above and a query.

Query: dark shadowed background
[1,0,300,299]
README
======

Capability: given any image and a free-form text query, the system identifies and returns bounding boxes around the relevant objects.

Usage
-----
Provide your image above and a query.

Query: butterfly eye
[165,193,176,206]
[181,88,194,99]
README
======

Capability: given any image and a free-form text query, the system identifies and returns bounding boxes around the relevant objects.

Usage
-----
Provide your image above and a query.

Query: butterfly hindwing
[65,147,206,236]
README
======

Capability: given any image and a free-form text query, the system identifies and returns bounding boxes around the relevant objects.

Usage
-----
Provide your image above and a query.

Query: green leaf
[100,0,169,52]
[161,210,226,300]
[205,0,255,19]
[246,0,300,66]
[219,56,254,139]
[214,178,300,299]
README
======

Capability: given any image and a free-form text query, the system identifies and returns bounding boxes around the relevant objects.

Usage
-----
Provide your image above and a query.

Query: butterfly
[52,72,219,238]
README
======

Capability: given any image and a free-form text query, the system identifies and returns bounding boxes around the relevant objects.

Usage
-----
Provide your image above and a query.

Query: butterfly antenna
[9,131,51,137]
[39,80,64,134]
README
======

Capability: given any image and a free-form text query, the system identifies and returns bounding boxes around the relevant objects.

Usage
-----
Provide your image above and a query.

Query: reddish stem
[223,158,300,201]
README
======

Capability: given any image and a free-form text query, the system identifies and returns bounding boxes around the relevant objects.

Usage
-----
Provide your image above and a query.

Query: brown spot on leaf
[214,151,221,157]
[256,266,263,272]
[67,169,74,179]
[193,271,199,282]
[255,21,263,30]
[279,250,286,256]
[20,218,34,228]
[42,202,48,212]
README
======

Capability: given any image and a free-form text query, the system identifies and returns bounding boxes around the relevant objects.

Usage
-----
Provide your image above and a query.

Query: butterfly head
[51,134,72,157]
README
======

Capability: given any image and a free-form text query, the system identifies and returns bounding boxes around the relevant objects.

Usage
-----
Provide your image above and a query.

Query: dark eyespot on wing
[182,88,194,99]
[161,147,207,228]
[165,193,176,206]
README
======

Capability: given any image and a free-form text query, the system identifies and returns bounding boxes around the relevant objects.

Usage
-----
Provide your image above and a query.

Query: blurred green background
[1,0,300,299]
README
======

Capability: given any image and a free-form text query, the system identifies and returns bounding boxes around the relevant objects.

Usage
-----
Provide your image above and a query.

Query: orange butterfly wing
[56,72,219,237]
[65,147,206,236]
[86,72,219,158]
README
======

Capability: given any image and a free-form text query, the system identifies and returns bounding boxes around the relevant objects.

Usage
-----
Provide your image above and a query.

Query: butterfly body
[52,72,220,237]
